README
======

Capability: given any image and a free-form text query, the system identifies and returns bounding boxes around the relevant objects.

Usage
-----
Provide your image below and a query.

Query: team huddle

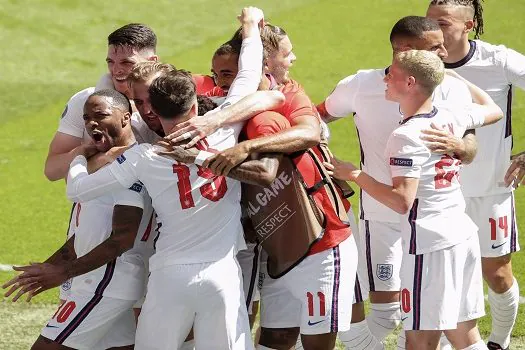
[3,1,525,349]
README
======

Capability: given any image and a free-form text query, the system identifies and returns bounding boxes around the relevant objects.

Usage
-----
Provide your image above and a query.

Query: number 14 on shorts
[489,216,508,240]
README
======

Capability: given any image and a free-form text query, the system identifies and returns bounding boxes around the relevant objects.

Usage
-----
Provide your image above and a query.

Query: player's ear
[407,75,416,89]
[121,112,131,127]
[148,55,159,62]
[464,19,474,33]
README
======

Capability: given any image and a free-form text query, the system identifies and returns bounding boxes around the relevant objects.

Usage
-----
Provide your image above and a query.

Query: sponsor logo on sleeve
[116,154,127,164]
[129,181,144,193]
[390,157,413,167]
[60,104,69,119]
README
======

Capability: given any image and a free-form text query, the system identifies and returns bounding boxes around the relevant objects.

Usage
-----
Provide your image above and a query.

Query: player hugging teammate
[3,0,525,349]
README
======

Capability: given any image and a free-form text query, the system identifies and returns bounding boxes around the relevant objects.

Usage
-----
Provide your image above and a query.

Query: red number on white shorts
[489,216,508,240]
[401,288,411,313]
[53,301,76,323]
[306,291,326,317]
[172,164,227,209]
[434,155,460,189]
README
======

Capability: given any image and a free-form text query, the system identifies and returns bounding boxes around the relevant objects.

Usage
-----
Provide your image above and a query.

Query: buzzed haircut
[148,70,196,119]
[395,49,445,95]
[108,23,157,52]
[389,16,441,44]
[429,0,484,38]
[214,39,242,57]
[197,95,218,116]
[90,89,132,114]
[128,61,177,85]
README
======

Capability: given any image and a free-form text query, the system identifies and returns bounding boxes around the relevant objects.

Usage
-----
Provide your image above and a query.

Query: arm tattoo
[64,205,143,279]
[44,236,76,264]
[228,154,281,186]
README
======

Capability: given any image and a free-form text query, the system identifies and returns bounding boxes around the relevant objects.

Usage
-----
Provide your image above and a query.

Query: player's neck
[400,96,433,120]
[115,129,137,147]
[444,39,471,64]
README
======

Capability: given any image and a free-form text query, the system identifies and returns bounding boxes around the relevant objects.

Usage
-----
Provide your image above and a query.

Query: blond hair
[127,61,176,85]
[395,50,444,94]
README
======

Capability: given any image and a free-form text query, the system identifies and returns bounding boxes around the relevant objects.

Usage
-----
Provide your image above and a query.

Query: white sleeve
[324,74,360,118]
[57,88,94,138]
[504,47,525,90]
[112,184,146,209]
[66,147,142,202]
[220,36,263,108]
[388,133,429,179]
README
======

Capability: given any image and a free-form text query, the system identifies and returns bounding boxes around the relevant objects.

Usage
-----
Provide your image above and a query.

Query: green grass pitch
[1,0,525,348]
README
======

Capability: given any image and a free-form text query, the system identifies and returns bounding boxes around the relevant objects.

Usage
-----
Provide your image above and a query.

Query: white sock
[488,277,519,349]
[338,320,384,350]
[366,302,401,341]
[180,340,195,350]
[257,346,276,350]
[396,329,406,350]
[295,336,304,350]
[461,339,489,350]
[440,333,452,350]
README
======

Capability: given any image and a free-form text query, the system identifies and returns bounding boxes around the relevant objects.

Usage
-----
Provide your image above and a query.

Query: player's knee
[482,255,514,292]
[259,327,299,349]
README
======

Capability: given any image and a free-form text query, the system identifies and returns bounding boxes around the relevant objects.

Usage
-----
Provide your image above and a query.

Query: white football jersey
[325,68,471,223]
[448,40,525,197]
[386,105,486,254]
[71,181,155,301]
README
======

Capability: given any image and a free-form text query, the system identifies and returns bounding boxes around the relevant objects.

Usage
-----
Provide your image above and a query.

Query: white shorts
[135,250,253,350]
[400,235,485,331]
[237,242,261,314]
[465,192,520,257]
[356,220,402,293]
[259,235,357,335]
[347,210,369,304]
[41,291,136,349]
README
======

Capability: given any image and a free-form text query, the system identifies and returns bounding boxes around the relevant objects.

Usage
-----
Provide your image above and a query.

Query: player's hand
[238,7,264,26]
[323,158,360,182]
[163,113,220,149]
[2,263,68,302]
[81,142,99,159]
[420,122,462,154]
[202,143,249,176]
[156,140,199,164]
[504,152,525,188]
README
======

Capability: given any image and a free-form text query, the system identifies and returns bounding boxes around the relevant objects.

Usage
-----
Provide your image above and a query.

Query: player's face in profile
[211,53,239,93]
[131,77,164,135]
[106,45,150,97]
[411,30,448,60]
[383,62,408,102]
[83,96,128,152]
[426,5,469,51]
[265,35,296,84]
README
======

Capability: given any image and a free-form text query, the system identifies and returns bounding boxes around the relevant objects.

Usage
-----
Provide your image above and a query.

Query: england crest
[376,264,393,281]
[61,278,72,291]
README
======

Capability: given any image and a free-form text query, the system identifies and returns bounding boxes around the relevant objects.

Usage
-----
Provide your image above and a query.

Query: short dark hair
[390,16,441,44]
[108,23,157,52]
[90,89,132,114]
[197,95,218,116]
[214,39,242,57]
[429,0,484,39]
[149,70,196,119]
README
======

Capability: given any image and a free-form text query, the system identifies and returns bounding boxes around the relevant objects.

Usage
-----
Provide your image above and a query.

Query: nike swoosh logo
[492,241,508,249]
[401,317,408,322]
[308,319,326,326]
[45,324,60,329]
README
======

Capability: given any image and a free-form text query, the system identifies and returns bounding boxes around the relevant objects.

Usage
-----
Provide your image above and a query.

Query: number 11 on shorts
[307,291,326,317]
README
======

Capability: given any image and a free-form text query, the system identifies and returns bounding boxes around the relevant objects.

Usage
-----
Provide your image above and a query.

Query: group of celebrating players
[3,0,525,349]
